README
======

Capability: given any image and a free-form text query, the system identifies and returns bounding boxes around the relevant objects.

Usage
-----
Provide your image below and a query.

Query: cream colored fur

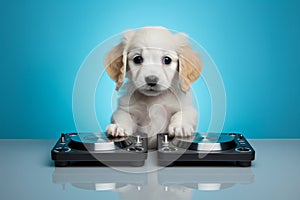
[105,26,202,148]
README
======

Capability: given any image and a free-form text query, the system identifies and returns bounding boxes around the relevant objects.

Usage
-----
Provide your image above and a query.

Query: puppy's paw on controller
[168,124,194,137]
[106,124,132,137]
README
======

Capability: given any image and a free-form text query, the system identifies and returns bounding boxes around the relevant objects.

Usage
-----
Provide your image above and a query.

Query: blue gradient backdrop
[0,0,299,139]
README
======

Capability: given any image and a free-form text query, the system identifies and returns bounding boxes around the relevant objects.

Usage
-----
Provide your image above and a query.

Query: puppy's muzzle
[145,75,159,87]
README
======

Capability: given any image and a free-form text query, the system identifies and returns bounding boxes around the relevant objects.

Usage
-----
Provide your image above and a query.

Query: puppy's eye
[162,56,172,65]
[133,55,143,64]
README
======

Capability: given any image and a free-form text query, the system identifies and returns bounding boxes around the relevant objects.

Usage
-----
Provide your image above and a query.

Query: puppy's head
[105,26,202,95]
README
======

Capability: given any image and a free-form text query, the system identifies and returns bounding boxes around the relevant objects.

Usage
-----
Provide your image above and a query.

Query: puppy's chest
[129,98,179,124]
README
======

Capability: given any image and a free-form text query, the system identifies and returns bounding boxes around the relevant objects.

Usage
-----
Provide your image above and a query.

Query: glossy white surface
[0,139,299,200]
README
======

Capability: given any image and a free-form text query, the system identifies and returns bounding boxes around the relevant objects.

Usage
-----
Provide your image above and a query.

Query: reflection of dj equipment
[157,133,255,167]
[52,168,147,191]
[51,166,254,192]
[158,167,254,191]
[51,133,148,167]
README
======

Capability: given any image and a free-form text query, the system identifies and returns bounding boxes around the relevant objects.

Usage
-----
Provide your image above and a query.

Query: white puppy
[105,26,202,148]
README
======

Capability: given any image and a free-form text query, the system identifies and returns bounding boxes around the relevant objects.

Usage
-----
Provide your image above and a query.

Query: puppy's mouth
[138,85,164,96]
[148,86,157,91]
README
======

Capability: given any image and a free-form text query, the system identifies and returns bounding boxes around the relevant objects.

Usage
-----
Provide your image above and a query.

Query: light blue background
[0,0,299,139]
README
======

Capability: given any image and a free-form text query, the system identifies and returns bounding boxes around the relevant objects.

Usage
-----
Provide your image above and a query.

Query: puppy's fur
[105,26,202,148]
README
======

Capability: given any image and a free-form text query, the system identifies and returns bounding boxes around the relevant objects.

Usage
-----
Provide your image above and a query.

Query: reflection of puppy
[105,26,202,148]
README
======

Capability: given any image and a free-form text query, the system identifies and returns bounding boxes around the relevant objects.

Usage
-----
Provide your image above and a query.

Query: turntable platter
[171,133,236,151]
[69,133,132,151]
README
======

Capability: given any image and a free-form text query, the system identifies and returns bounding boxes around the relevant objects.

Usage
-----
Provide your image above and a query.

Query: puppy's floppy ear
[105,30,134,90]
[175,33,202,92]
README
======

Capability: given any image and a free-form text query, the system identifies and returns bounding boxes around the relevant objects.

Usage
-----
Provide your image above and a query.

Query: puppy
[104,26,202,148]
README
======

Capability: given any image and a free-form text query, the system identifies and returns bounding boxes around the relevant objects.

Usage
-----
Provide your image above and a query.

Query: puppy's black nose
[145,75,159,87]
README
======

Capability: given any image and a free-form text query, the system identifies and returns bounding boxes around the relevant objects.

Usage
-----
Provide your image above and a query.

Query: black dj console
[157,133,255,167]
[51,132,255,167]
[51,132,148,167]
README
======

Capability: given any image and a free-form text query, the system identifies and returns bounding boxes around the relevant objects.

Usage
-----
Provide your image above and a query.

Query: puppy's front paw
[168,123,194,137]
[106,124,132,137]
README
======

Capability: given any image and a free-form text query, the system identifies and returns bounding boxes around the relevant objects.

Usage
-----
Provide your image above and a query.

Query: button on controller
[54,146,71,153]
[235,146,251,152]
[162,135,169,146]
[54,134,71,153]
[235,134,252,153]
[127,135,144,152]
[61,133,65,143]
[136,135,142,145]
[161,134,177,152]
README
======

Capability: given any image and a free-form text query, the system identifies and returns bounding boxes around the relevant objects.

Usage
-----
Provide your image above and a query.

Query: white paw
[105,124,132,137]
[168,123,194,137]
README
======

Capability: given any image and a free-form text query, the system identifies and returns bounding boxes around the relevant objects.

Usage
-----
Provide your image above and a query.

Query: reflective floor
[0,139,299,200]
